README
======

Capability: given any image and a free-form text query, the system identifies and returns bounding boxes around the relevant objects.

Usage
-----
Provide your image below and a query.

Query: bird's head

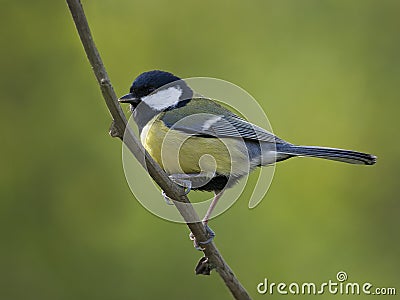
[119,70,193,111]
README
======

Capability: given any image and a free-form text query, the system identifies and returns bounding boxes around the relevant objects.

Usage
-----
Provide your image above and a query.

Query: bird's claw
[161,177,192,205]
[168,175,192,195]
[183,183,191,195]
[189,223,215,251]
[161,190,175,205]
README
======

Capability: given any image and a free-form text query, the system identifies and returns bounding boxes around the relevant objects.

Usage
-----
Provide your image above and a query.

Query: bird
[119,70,376,249]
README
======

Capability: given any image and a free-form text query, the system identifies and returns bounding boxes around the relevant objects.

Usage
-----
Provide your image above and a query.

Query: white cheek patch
[202,115,222,131]
[142,86,182,110]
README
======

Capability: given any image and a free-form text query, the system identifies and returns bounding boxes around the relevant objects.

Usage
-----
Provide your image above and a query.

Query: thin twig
[66,1,251,299]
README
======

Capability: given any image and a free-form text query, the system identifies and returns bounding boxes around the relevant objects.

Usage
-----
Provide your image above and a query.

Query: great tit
[119,70,376,247]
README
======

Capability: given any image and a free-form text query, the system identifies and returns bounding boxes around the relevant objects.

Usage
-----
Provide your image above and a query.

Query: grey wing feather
[167,112,287,144]
[212,114,287,143]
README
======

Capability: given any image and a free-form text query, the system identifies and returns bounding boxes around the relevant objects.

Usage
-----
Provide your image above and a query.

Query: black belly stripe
[193,175,229,192]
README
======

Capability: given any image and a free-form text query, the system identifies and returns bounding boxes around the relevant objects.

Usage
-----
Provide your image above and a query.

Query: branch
[66,1,251,299]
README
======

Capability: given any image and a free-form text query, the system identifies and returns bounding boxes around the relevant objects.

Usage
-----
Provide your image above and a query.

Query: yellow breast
[141,118,249,176]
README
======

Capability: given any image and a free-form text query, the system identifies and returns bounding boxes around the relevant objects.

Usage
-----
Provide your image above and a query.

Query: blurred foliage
[0,0,399,299]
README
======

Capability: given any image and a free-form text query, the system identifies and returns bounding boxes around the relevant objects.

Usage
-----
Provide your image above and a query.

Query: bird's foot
[161,176,193,205]
[189,223,215,251]
[169,175,192,195]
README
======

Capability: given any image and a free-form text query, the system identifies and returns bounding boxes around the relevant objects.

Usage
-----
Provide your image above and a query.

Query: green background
[1,0,399,299]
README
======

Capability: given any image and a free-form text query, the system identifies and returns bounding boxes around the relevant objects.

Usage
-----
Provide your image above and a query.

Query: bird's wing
[160,97,287,144]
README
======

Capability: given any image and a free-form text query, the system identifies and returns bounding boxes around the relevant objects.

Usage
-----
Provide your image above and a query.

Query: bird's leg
[202,190,224,225]
[190,190,223,250]
[159,173,222,250]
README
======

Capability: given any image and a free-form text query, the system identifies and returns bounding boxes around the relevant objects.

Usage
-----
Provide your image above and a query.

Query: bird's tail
[276,144,377,165]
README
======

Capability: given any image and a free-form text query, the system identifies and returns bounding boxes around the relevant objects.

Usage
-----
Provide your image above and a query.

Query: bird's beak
[118,93,140,104]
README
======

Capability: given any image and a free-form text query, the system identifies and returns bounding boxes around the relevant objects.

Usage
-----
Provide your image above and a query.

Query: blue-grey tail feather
[275,144,377,165]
